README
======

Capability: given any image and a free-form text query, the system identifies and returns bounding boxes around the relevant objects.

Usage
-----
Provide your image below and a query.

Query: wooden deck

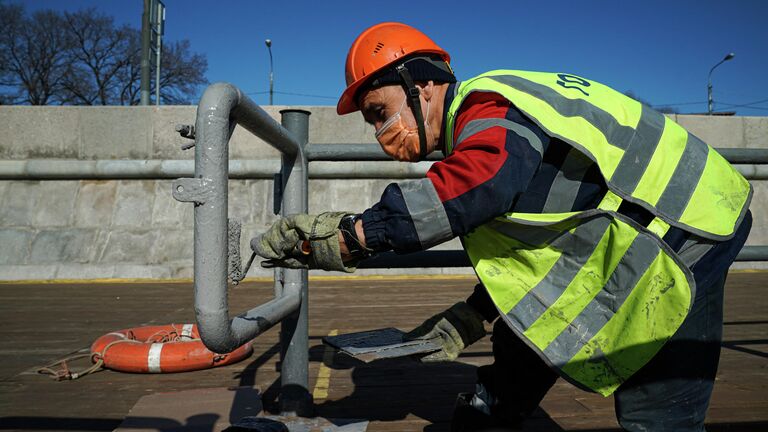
[0,272,766,431]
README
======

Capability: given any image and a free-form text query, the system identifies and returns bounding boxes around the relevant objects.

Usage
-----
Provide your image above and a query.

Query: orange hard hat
[337,22,451,115]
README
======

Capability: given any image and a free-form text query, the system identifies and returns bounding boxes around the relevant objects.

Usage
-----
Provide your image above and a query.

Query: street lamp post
[708,52,735,115]
[265,39,274,105]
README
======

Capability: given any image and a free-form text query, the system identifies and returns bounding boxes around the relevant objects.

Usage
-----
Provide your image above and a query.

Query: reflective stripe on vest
[446,70,752,240]
[463,191,693,396]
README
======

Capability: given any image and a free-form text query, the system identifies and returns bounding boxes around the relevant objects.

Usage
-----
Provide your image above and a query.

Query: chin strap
[396,64,429,161]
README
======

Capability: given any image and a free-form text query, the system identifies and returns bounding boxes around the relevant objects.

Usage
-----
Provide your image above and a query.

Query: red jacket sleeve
[361,92,548,252]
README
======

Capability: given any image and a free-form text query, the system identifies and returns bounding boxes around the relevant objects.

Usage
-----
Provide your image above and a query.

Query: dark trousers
[479,270,727,431]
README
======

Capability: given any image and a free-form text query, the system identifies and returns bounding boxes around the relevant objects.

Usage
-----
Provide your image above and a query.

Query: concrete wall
[0,106,766,280]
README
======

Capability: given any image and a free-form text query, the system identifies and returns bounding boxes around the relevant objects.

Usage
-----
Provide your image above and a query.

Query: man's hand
[251,212,356,272]
[404,302,487,363]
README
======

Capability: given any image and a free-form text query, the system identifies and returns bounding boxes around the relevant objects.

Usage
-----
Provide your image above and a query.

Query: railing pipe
[5,158,768,180]
[306,144,444,161]
[716,148,768,164]
[308,144,768,165]
[277,109,312,416]
[172,82,304,355]
[358,245,768,269]
[734,245,768,262]
[0,159,435,180]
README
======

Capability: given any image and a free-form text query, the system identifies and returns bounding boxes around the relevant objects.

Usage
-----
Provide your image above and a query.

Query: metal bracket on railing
[172,178,214,205]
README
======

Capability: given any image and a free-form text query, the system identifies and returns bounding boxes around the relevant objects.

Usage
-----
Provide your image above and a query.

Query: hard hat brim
[336,51,453,115]
[337,75,368,115]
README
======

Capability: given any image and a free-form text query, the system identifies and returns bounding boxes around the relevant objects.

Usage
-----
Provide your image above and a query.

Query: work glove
[404,302,487,363]
[250,212,356,273]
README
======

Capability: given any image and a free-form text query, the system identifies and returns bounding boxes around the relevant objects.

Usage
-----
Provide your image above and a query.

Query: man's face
[359,85,410,133]
[359,84,433,161]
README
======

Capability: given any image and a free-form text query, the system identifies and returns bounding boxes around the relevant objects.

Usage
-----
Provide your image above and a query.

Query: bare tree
[153,40,208,105]
[112,37,206,106]
[116,31,142,105]
[0,4,73,105]
[59,9,135,105]
[0,3,207,105]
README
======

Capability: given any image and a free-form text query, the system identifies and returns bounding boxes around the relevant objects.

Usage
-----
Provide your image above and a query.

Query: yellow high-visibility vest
[445,70,752,395]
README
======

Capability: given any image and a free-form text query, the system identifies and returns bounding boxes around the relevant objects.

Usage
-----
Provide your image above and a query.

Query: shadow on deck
[0,272,766,431]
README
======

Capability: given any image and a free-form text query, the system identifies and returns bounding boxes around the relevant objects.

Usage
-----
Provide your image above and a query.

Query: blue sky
[21,0,768,115]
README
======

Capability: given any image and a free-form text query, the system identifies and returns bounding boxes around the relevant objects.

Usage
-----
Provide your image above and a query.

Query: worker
[251,22,752,431]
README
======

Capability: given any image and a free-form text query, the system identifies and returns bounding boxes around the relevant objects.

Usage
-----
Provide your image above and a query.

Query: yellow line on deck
[312,329,338,401]
[0,277,197,285]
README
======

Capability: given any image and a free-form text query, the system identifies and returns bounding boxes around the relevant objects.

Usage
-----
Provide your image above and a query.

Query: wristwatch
[338,214,373,259]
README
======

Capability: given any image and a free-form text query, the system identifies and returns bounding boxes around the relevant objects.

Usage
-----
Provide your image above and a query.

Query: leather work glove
[250,212,356,273]
[404,302,487,363]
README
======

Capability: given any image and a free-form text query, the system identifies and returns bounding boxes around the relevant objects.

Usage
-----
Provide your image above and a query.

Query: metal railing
[171,83,312,415]
[2,149,768,180]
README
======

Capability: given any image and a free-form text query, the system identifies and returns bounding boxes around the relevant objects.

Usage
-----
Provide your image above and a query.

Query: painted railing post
[278,109,312,416]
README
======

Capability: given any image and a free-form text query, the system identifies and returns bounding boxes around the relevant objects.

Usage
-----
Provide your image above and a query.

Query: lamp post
[265,39,274,105]
[708,52,735,115]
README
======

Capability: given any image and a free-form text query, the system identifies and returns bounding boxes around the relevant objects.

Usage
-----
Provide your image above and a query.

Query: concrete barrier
[0,106,765,280]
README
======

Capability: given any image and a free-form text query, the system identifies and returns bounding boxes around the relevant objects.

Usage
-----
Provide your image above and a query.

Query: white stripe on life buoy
[148,343,163,373]
[107,332,127,339]
[181,324,194,340]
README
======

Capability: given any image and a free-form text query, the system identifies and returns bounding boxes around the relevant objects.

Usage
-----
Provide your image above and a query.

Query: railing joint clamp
[172,177,215,205]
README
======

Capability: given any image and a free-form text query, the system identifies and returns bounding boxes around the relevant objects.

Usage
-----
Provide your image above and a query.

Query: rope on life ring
[38,324,252,380]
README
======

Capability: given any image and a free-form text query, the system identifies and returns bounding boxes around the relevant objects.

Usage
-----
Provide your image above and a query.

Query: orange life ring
[90,324,253,373]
